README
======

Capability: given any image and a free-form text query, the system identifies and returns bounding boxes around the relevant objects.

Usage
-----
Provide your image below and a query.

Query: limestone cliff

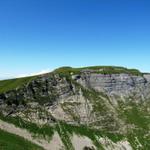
[0,66,149,150]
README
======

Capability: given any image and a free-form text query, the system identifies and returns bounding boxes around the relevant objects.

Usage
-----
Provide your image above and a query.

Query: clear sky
[0,0,150,79]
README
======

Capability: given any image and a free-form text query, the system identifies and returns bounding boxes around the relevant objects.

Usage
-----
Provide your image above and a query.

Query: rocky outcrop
[74,71,150,98]
[0,66,150,150]
[0,74,74,112]
[0,70,150,123]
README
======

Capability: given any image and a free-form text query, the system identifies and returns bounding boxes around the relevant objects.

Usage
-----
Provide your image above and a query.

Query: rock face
[0,66,150,150]
[0,74,73,108]
[1,71,150,107]
[75,71,149,97]
[0,69,150,123]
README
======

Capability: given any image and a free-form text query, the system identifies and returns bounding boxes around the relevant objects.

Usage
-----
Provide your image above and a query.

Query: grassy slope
[0,112,150,150]
[0,76,36,94]
[0,129,44,150]
[0,115,123,150]
[118,101,150,150]
[54,66,142,76]
[0,114,54,141]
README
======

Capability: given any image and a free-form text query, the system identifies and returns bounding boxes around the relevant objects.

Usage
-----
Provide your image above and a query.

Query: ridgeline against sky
[0,0,150,78]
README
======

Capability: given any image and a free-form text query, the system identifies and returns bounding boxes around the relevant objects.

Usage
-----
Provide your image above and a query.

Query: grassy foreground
[0,129,44,150]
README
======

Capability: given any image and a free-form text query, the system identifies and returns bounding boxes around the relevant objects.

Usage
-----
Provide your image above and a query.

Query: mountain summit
[0,66,150,150]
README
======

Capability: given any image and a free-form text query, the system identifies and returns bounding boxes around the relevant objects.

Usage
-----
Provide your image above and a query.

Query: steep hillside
[0,66,150,150]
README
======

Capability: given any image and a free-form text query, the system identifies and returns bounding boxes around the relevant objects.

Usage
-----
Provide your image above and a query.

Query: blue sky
[0,0,150,78]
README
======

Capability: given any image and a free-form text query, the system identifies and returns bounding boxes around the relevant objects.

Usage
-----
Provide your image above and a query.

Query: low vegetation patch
[0,76,36,94]
[0,114,54,141]
[54,66,142,76]
[0,129,44,150]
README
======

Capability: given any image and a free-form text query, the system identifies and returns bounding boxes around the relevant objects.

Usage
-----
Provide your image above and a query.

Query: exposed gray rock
[0,67,149,149]
[0,69,150,130]
[75,73,149,98]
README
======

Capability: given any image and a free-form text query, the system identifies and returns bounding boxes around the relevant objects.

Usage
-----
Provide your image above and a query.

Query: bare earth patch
[0,119,64,150]
[71,134,95,150]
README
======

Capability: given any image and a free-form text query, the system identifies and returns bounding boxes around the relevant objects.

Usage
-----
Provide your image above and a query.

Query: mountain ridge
[0,66,149,150]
